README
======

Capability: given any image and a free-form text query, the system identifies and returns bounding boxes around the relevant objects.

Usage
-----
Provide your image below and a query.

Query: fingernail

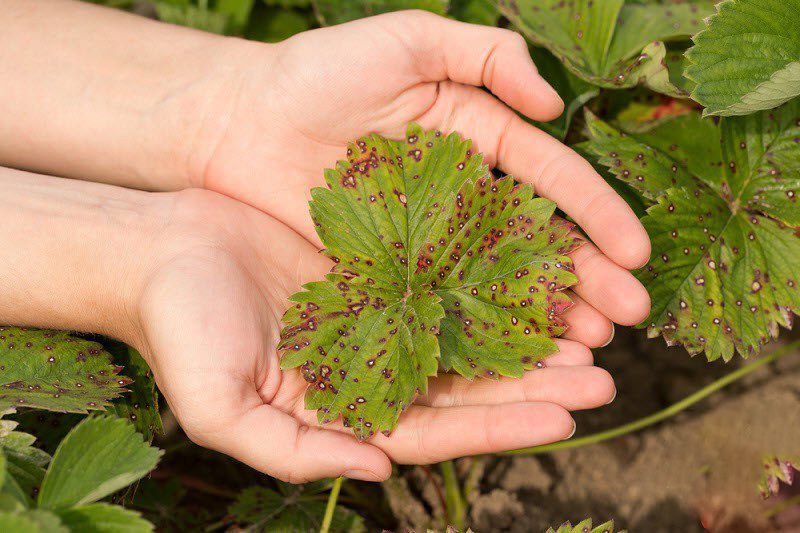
[344,469,382,482]
[534,74,563,104]
[564,420,576,440]
[606,387,617,405]
[601,324,616,347]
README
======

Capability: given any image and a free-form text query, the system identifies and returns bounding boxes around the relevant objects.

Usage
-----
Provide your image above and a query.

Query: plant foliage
[685,0,800,116]
[586,102,800,361]
[499,0,714,96]
[758,455,797,498]
[545,519,624,533]
[229,481,365,532]
[0,328,132,412]
[0,416,159,532]
[280,125,580,438]
[313,0,447,26]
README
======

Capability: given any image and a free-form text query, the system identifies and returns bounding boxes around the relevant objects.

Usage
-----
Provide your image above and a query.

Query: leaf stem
[505,341,800,455]
[440,460,466,530]
[320,477,343,533]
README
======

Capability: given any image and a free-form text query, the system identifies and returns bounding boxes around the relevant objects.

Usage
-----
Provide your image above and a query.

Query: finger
[160,366,391,484]
[195,402,392,484]
[546,339,594,367]
[569,233,651,326]
[561,292,615,348]
[379,11,563,120]
[371,402,575,464]
[417,83,651,270]
[419,366,615,410]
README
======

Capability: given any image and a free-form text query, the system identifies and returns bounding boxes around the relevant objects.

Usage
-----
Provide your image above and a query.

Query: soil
[383,328,800,533]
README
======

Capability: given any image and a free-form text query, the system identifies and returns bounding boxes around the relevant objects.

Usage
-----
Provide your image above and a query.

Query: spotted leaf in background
[545,519,625,533]
[280,125,579,439]
[586,101,800,361]
[499,0,714,96]
[0,328,131,412]
[758,455,797,498]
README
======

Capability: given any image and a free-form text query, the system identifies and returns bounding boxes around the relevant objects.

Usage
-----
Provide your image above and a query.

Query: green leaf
[0,328,131,413]
[84,0,135,7]
[56,503,154,533]
[245,4,313,42]
[0,410,50,505]
[280,125,579,439]
[38,416,162,509]
[685,0,800,116]
[758,455,797,498]
[154,2,231,34]
[229,483,365,533]
[529,46,599,140]
[586,102,800,361]
[313,0,447,26]
[216,0,256,33]
[545,519,624,533]
[103,342,162,442]
[500,0,714,95]
[448,0,498,25]
[0,510,67,533]
[264,0,311,7]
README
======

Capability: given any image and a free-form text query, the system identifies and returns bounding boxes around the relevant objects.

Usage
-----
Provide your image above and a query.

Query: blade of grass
[506,340,800,455]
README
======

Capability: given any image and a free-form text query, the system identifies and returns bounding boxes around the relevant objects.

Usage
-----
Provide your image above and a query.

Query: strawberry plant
[585,102,800,360]
[1,0,797,531]
[545,520,622,533]
[0,414,161,531]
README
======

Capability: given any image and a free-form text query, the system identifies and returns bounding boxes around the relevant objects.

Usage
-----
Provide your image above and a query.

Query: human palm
[198,11,650,338]
[134,190,619,483]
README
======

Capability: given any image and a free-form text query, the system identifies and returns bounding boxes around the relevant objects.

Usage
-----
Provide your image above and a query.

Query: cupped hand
[137,190,617,483]
[192,10,651,332]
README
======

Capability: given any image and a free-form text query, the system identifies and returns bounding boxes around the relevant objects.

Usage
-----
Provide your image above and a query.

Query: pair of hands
[3,4,651,483]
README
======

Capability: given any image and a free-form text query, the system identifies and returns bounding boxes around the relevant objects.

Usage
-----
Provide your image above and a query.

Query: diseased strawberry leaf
[586,101,800,361]
[102,341,163,442]
[280,125,580,439]
[499,0,714,96]
[545,519,625,533]
[0,328,132,413]
[758,455,797,498]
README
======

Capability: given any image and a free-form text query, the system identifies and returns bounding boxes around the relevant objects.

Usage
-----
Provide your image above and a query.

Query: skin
[0,1,652,482]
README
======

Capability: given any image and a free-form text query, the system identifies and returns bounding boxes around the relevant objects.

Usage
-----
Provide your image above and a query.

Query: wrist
[0,169,168,345]
[176,38,281,191]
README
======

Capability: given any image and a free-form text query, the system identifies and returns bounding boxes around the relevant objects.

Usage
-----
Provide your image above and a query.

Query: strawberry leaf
[229,482,364,533]
[0,328,132,413]
[499,0,714,96]
[758,455,797,498]
[545,519,625,533]
[280,125,579,439]
[685,0,800,116]
[586,102,800,361]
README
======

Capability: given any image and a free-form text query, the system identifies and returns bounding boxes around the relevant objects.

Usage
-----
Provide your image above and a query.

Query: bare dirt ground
[384,329,800,532]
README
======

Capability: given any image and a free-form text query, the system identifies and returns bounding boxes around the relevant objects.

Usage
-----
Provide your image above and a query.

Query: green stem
[506,340,800,455]
[440,461,466,530]
[319,477,343,533]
